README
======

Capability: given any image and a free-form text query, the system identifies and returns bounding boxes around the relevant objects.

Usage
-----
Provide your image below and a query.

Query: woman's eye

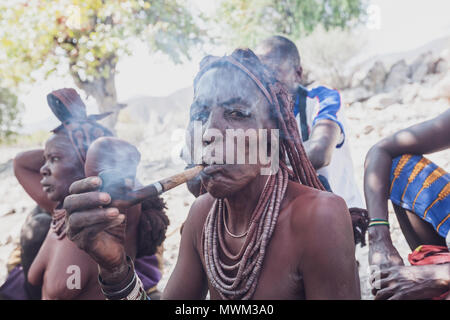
[229,110,249,118]
[51,156,60,162]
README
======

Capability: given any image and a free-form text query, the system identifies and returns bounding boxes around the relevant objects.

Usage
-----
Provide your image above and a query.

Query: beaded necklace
[202,168,288,299]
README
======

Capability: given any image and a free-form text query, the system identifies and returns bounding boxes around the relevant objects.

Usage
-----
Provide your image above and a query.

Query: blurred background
[0,0,449,299]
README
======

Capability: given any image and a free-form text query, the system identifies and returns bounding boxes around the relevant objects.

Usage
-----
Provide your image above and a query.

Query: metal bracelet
[101,270,137,300]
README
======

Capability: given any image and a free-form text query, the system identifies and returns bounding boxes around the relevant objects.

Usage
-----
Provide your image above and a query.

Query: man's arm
[162,197,209,299]
[364,109,450,268]
[300,193,360,299]
[14,149,56,213]
[304,119,341,170]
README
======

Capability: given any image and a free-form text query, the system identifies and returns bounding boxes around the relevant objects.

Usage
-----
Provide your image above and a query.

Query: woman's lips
[41,183,53,193]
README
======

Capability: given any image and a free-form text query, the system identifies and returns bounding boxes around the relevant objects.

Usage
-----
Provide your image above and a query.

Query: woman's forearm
[364,141,401,247]
[364,143,392,222]
[14,149,55,212]
[14,149,45,172]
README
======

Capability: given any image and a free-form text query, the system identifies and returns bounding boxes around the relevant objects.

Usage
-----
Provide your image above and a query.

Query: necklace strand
[202,168,288,299]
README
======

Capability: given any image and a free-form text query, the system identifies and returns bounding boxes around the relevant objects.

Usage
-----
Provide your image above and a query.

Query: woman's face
[187,66,277,198]
[40,133,85,202]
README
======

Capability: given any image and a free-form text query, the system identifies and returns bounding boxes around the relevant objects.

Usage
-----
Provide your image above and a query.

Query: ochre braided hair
[194,49,325,300]
[48,88,114,165]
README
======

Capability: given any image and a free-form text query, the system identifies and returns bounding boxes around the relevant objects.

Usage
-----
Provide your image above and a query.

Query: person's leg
[393,203,446,251]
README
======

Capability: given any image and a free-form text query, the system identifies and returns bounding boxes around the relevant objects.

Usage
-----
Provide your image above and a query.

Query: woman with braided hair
[0,88,168,299]
[64,49,360,300]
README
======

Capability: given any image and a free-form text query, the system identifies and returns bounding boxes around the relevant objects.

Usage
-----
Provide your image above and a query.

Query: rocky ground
[0,40,449,299]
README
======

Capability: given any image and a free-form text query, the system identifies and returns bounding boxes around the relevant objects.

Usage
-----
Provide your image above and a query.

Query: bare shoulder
[283,181,356,278]
[285,181,351,234]
[187,193,215,225]
[182,193,216,245]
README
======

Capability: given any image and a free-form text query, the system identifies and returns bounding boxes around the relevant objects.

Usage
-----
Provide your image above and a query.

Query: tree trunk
[70,59,120,132]
[72,75,119,131]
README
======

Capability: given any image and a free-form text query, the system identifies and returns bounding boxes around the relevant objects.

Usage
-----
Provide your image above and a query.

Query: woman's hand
[63,176,129,284]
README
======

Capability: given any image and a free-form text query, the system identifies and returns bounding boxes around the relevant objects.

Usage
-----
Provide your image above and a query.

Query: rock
[0,159,13,175]
[361,60,386,93]
[420,73,450,101]
[433,58,448,74]
[363,125,374,135]
[364,92,401,109]
[409,51,435,83]
[384,60,410,92]
[437,74,450,100]
[341,86,372,104]
[400,83,420,104]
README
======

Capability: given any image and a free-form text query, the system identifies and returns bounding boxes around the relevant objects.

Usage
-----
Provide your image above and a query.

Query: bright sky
[18,0,450,131]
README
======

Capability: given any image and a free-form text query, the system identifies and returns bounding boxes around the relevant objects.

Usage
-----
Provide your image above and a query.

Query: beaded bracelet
[368,218,390,228]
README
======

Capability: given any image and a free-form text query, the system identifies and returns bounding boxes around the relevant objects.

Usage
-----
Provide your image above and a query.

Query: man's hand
[371,264,450,300]
[63,176,129,283]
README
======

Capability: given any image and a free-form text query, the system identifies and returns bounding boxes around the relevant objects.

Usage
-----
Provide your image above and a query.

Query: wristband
[368,219,390,228]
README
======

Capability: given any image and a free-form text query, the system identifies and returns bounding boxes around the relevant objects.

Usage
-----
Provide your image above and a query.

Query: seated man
[365,109,450,300]
[63,49,360,300]
[255,36,368,245]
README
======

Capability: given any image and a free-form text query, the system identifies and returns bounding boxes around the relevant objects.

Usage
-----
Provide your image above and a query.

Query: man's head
[255,36,302,95]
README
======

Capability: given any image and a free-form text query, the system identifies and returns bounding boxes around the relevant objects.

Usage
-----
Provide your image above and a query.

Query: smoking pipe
[84,137,204,207]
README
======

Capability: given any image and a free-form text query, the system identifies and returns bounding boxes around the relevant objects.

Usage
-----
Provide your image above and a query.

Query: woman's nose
[202,109,224,147]
[40,162,50,176]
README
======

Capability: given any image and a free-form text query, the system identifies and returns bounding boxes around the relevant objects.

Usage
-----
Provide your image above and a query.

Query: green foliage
[0,87,22,142]
[0,0,205,88]
[216,0,367,47]
[4,129,51,147]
